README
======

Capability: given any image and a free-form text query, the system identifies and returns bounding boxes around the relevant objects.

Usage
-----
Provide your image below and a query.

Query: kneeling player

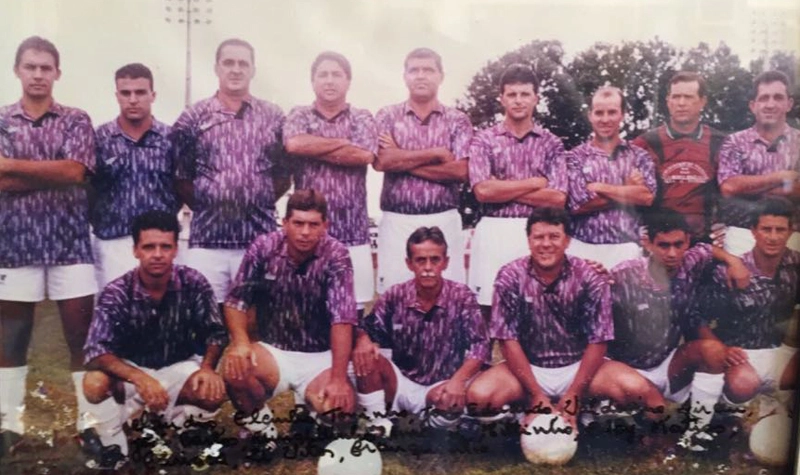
[353,226,490,434]
[82,211,227,469]
[466,208,613,431]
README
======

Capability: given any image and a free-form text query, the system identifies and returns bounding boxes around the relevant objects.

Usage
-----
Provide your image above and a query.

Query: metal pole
[185,0,191,107]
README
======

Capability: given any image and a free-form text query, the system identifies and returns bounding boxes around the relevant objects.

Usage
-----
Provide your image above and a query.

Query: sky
[1,0,798,217]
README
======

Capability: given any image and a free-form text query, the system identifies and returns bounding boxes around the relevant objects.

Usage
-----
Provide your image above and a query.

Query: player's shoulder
[286,104,313,119]
[441,103,470,121]
[172,264,212,289]
[98,269,137,303]
[497,255,530,279]
[94,120,118,139]
[249,96,284,116]
[52,102,91,120]
[784,249,800,266]
[348,105,374,120]
[610,256,648,279]
[319,233,350,258]
[375,101,405,118]
[442,278,479,303]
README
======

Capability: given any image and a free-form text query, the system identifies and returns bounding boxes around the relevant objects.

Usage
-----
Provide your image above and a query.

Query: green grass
[0,301,793,474]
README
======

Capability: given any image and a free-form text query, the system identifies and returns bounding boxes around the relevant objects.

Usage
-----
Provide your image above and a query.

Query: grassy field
[0,301,795,475]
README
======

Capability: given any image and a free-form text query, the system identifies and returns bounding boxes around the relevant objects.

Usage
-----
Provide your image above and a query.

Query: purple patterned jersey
[91,119,180,239]
[469,122,567,217]
[84,265,226,369]
[360,279,490,385]
[567,141,657,243]
[225,231,357,352]
[283,105,377,246]
[697,250,799,349]
[490,255,613,368]
[0,101,95,267]
[717,125,800,229]
[608,244,714,369]
[170,95,287,249]
[375,101,472,214]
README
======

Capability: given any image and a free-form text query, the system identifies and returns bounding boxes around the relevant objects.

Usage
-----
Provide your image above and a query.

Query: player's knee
[696,339,727,369]
[724,367,760,403]
[83,371,112,403]
[466,380,500,411]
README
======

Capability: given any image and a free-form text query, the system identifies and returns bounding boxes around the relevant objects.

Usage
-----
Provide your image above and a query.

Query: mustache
[420,272,436,278]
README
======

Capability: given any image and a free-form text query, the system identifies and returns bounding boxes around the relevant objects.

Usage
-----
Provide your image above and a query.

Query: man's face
[750,81,794,130]
[406,240,449,290]
[752,215,791,258]
[312,59,350,105]
[647,230,690,273]
[527,222,570,271]
[14,48,60,100]
[589,94,623,141]
[500,83,537,123]
[134,229,178,279]
[666,80,706,128]
[115,77,155,123]
[283,209,327,256]
[403,57,443,101]
[214,45,255,95]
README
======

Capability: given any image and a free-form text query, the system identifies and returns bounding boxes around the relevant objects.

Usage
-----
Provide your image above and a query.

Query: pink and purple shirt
[283,104,377,246]
[0,101,95,267]
[469,122,567,218]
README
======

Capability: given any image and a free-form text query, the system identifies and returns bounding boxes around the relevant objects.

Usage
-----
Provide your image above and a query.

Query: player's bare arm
[572,196,613,215]
[352,329,380,377]
[0,156,86,191]
[373,133,450,172]
[557,342,607,429]
[321,323,355,412]
[409,159,468,182]
[189,342,226,403]
[501,339,553,413]
[435,357,483,412]
[86,354,169,412]
[710,246,750,289]
[285,134,374,166]
[515,188,568,208]
[586,181,654,206]
[720,170,798,198]
[222,306,255,381]
[473,176,548,203]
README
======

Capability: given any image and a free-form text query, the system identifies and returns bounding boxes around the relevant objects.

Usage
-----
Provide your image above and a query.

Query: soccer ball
[318,438,382,475]
[520,414,578,465]
[243,403,279,439]
[750,413,791,466]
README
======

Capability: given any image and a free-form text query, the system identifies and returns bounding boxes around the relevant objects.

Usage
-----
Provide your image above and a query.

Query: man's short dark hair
[406,226,448,259]
[643,209,691,241]
[311,51,351,80]
[751,70,791,100]
[753,197,794,227]
[669,71,707,98]
[286,189,328,221]
[499,63,539,95]
[215,38,254,63]
[404,48,443,74]
[132,210,181,245]
[15,36,60,69]
[526,208,571,236]
[115,63,154,90]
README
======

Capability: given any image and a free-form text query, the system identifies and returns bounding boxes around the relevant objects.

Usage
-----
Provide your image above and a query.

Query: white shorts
[743,344,797,393]
[634,349,690,403]
[377,209,465,294]
[348,243,375,308]
[185,248,245,302]
[121,355,202,419]
[387,359,445,414]
[468,217,530,305]
[530,360,581,398]
[92,236,138,289]
[0,264,97,302]
[566,239,641,271]
[725,226,800,257]
[258,343,338,405]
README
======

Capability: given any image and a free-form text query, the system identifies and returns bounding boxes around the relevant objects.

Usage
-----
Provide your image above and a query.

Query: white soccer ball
[318,438,382,475]
[520,414,578,465]
[243,403,279,439]
[750,413,792,466]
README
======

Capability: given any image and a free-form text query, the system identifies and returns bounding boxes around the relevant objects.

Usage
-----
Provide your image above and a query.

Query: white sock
[71,371,91,432]
[687,372,725,433]
[170,405,219,432]
[357,390,392,436]
[87,397,128,455]
[0,366,28,434]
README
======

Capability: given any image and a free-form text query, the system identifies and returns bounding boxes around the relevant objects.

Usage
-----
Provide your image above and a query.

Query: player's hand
[556,391,580,431]
[724,346,749,368]
[586,182,604,194]
[378,134,398,150]
[133,374,170,412]
[710,223,727,248]
[528,176,548,190]
[625,170,645,186]
[584,259,614,284]
[223,342,256,381]
[773,170,800,183]
[320,377,355,413]
[437,378,468,413]
[437,147,456,164]
[191,367,226,404]
[725,259,751,290]
[352,338,380,377]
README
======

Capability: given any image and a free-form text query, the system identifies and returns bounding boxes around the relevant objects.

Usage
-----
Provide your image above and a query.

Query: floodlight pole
[165,0,213,108]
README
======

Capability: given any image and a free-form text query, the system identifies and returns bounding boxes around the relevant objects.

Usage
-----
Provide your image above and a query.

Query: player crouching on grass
[81,210,227,470]
[353,226,490,437]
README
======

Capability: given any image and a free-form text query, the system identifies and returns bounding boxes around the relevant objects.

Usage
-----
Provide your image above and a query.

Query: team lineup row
[0,34,797,469]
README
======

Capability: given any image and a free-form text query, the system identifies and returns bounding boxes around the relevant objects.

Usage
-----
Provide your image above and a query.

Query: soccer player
[353,226,490,434]
[374,48,472,293]
[465,207,613,430]
[91,63,180,288]
[633,71,726,242]
[170,38,289,303]
[222,190,357,434]
[81,211,226,468]
[0,36,97,454]
[588,210,749,450]
[468,64,567,313]
[566,86,656,269]
[693,198,797,430]
[718,71,800,255]
[284,51,377,313]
